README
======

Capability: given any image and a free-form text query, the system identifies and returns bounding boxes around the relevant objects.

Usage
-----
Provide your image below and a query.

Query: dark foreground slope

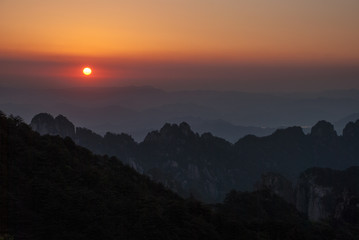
[0,113,219,239]
[1,112,358,239]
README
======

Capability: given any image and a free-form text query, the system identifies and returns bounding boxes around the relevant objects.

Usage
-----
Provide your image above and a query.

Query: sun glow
[83,67,92,76]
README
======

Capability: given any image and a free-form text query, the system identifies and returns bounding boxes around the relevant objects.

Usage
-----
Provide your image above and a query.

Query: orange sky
[1,0,359,91]
[1,0,359,63]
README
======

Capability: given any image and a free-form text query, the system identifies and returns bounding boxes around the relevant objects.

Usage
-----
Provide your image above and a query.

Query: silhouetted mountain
[4,86,359,142]
[139,123,235,201]
[186,118,275,143]
[310,120,337,138]
[2,112,358,239]
[30,113,359,203]
[335,112,359,133]
[31,113,75,138]
[343,120,359,140]
[30,112,57,135]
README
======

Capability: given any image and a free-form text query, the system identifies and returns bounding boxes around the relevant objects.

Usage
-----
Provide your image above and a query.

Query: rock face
[295,175,333,221]
[257,167,359,222]
[295,167,359,222]
[54,115,75,138]
[31,113,75,138]
[30,113,57,135]
[254,172,294,204]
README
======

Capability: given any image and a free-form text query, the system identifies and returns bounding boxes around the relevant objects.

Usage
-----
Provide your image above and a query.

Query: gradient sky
[1,0,358,91]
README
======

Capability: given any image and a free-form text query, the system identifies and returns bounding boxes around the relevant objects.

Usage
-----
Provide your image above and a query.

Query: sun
[83,67,92,76]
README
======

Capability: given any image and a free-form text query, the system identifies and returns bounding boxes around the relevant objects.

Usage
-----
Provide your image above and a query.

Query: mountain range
[2,86,359,142]
[30,112,359,203]
[1,111,358,239]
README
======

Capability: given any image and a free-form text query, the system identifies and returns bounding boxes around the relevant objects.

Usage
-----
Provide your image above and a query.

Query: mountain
[30,113,359,203]
[182,118,275,143]
[31,113,75,138]
[335,112,359,133]
[3,86,359,142]
[0,112,218,239]
[2,111,358,239]
[256,167,359,222]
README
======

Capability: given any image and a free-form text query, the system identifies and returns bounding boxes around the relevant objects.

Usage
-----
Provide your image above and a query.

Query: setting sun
[83,67,92,76]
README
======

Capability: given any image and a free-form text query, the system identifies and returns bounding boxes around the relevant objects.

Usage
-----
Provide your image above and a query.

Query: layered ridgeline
[1,112,359,239]
[30,113,359,202]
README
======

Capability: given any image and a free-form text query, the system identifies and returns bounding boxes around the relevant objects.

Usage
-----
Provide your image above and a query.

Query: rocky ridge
[30,113,359,203]
[31,113,75,138]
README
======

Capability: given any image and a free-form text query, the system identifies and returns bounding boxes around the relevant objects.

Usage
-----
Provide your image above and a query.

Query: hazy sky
[1,0,358,91]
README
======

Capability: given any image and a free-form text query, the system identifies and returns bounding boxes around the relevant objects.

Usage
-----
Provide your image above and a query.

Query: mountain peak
[179,122,192,136]
[30,112,75,138]
[343,120,359,139]
[30,113,56,135]
[143,122,197,144]
[271,126,304,138]
[310,120,337,138]
[159,122,195,138]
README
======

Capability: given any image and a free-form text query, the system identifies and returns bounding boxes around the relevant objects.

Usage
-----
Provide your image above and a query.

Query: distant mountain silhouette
[177,118,275,143]
[2,111,359,239]
[30,113,359,202]
[3,86,359,142]
[335,112,359,133]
